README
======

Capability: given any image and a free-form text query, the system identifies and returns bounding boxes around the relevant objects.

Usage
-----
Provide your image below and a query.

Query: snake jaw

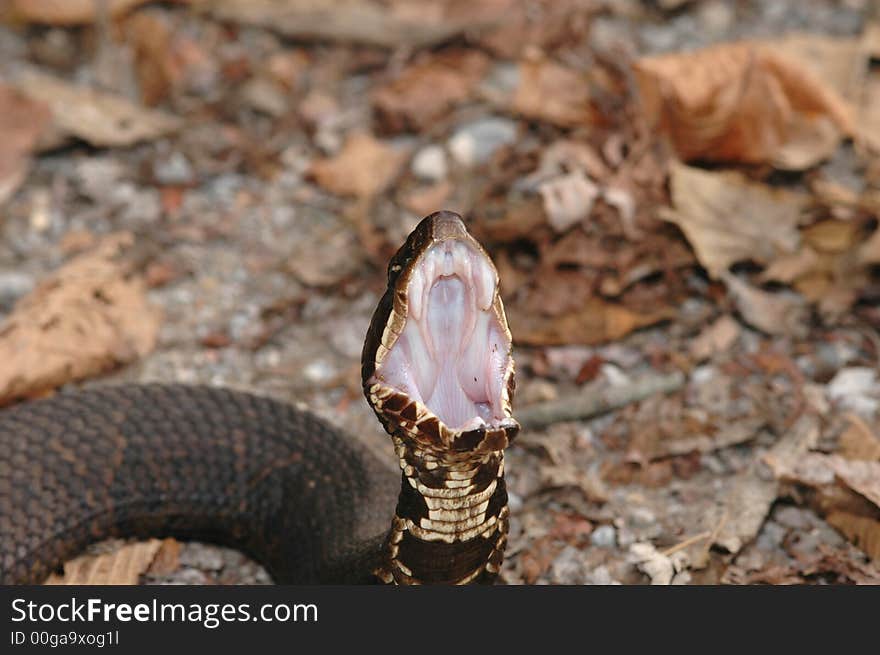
[362,211,518,451]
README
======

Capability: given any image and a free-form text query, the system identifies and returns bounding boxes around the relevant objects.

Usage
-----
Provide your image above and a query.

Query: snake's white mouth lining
[377,239,511,432]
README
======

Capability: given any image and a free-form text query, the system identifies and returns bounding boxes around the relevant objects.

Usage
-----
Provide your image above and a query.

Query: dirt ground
[1,0,878,585]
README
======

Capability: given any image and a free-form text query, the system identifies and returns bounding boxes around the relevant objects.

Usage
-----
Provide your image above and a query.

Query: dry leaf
[0,233,161,405]
[689,314,741,361]
[309,132,406,197]
[512,58,595,128]
[662,163,804,278]
[707,414,819,557]
[826,512,880,562]
[145,538,183,577]
[721,272,808,338]
[538,171,599,233]
[11,0,151,24]
[510,298,671,346]
[539,463,608,504]
[634,41,854,167]
[207,0,510,49]
[629,542,690,585]
[45,540,163,585]
[16,71,182,148]
[0,84,50,205]
[838,415,880,462]
[372,50,489,133]
[400,181,452,217]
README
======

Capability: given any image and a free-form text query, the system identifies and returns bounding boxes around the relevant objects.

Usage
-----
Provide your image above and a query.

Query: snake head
[362,211,518,455]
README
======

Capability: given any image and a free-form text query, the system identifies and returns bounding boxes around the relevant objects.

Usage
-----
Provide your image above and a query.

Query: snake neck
[375,435,509,585]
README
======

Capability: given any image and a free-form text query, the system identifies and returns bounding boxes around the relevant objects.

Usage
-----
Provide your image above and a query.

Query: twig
[515,371,686,430]
[660,530,712,558]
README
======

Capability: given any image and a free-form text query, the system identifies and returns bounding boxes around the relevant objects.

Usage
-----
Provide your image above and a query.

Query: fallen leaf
[478,0,593,58]
[45,540,163,585]
[689,314,741,361]
[634,41,854,167]
[539,463,608,504]
[629,542,690,585]
[16,71,182,148]
[708,414,819,557]
[207,0,511,49]
[11,0,150,24]
[720,272,808,338]
[512,57,596,128]
[538,171,599,233]
[0,233,161,405]
[837,415,880,462]
[509,298,672,346]
[400,181,452,217]
[0,84,50,205]
[145,538,182,577]
[661,163,804,278]
[309,132,406,197]
[372,50,489,133]
[826,512,880,562]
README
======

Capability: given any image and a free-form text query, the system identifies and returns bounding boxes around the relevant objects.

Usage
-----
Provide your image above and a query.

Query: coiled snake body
[0,212,519,585]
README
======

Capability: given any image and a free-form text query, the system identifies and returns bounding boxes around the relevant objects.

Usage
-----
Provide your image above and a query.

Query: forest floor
[1,0,878,584]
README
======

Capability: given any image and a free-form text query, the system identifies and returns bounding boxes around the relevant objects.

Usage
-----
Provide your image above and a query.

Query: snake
[0,211,519,585]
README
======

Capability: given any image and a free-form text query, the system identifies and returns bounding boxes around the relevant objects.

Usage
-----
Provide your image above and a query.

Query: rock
[179,543,225,571]
[591,524,617,548]
[550,545,589,584]
[153,151,194,186]
[410,145,448,182]
[447,117,517,167]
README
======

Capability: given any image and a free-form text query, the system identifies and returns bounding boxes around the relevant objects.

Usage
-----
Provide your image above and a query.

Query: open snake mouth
[364,212,516,436]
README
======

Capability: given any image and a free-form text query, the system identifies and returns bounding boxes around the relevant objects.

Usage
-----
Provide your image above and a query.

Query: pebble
[179,543,225,571]
[410,145,448,182]
[153,151,195,186]
[447,117,517,167]
[629,507,656,528]
[590,524,617,548]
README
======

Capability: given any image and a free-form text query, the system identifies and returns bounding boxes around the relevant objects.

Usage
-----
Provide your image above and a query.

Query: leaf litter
[1,0,879,586]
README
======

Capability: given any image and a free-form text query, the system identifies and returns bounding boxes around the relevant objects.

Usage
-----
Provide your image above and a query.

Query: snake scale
[0,211,519,585]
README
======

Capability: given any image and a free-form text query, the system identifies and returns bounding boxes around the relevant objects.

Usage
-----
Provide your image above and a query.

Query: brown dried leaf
[0,84,50,205]
[145,538,183,577]
[538,171,599,233]
[207,0,511,49]
[309,132,406,197]
[689,314,741,361]
[826,512,880,562]
[721,272,808,338]
[0,233,161,405]
[838,415,880,462]
[662,163,804,278]
[372,50,489,133]
[16,71,182,148]
[512,58,595,128]
[400,181,452,218]
[11,0,151,24]
[45,540,163,585]
[634,42,854,167]
[708,414,819,557]
[510,298,671,346]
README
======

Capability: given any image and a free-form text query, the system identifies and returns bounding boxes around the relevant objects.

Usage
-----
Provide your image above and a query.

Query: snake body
[0,212,518,585]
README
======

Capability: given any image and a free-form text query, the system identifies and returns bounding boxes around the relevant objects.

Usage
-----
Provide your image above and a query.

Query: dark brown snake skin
[0,211,517,585]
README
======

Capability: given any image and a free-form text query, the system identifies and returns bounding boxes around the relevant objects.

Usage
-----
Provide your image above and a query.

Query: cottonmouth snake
[0,211,519,585]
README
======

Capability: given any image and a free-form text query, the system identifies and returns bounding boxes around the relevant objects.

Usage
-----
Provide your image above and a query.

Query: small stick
[516,371,686,430]
[660,530,712,558]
